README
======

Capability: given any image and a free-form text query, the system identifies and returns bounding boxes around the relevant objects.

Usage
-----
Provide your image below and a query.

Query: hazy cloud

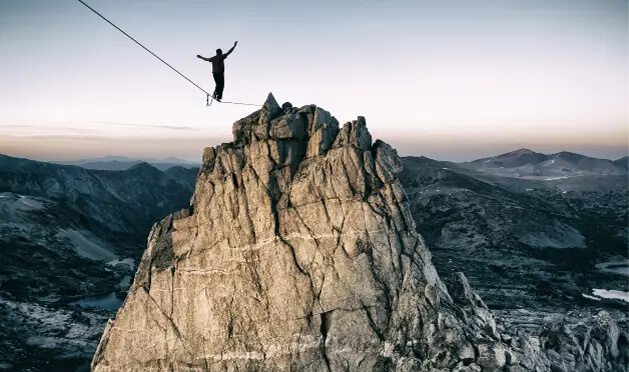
[90,121,201,131]
[0,124,101,134]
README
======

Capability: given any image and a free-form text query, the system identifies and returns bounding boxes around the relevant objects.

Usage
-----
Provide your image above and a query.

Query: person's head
[216,48,223,56]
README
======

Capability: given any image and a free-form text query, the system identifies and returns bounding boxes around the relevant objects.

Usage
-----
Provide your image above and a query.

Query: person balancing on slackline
[197,41,238,102]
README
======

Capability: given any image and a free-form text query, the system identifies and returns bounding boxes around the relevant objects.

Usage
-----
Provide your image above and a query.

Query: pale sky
[1,0,627,162]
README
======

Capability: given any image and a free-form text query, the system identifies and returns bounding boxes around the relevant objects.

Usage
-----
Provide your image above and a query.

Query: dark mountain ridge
[614,156,628,169]
[0,154,197,233]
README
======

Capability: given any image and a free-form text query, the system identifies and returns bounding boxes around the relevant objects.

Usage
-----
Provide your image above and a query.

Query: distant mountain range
[459,148,628,178]
[54,155,200,171]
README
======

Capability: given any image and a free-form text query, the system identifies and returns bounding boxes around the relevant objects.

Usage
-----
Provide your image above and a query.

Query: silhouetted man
[197,41,238,102]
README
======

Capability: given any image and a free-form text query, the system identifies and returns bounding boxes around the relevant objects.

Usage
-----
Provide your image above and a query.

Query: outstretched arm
[197,55,210,61]
[224,41,238,57]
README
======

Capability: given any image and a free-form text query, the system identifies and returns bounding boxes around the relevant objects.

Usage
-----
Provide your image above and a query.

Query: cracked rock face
[91,94,625,371]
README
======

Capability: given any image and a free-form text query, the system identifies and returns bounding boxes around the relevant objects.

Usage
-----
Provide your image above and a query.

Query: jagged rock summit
[91,94,626,371]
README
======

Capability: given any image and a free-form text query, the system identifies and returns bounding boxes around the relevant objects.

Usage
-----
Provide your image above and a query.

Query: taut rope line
[76,0,262,108]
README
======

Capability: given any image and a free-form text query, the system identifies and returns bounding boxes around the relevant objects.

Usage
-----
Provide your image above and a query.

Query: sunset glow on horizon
[1,0,627,162]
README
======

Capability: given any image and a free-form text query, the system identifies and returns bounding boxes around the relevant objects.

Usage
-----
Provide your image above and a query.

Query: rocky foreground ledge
[91,94,627,371]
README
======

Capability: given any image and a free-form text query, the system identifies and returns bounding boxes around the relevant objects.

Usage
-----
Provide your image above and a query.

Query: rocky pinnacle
[91,94,627,371]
